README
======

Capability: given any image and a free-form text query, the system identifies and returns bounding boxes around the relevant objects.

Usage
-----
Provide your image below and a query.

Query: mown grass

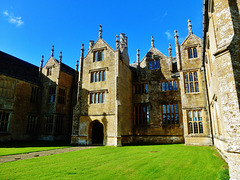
[0,144,228,179]
[0,141,71,156]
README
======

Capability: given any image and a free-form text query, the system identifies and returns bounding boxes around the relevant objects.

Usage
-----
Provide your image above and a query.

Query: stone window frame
[26,115,38,134]
[184,71,199,93]
[134,83,148,94]
[162,103,179,125]
[0,110,11,133]
[148,59,160,70]
[89,89,108,104]
[161,80,178,92]
[48,86,56,104]
[134,103,150,126]
[187,46,198,59]
[187,110,204,134]
[46,67,53,76]
[92,47,107,62]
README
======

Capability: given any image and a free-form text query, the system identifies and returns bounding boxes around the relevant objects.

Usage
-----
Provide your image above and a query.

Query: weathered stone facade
[203,0,240,179]
[0,49,77,142]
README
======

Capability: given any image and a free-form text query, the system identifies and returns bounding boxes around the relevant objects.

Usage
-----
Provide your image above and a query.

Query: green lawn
[0,144,228,180]
[0,141,71,156]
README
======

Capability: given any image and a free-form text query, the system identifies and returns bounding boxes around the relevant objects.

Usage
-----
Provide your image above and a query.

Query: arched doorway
[91,121,104,145]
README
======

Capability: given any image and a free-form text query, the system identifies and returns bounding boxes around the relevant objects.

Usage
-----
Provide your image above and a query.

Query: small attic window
[149,60,160,70]
[188,47,198,59]
[93,50,104,62]
[47,67,52,76]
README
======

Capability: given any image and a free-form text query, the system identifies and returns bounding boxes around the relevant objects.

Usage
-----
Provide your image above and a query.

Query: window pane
[163,105,166,114]
[102,51,104,60]
[102,92,105,103]
[189,73,193,81]
[188,111,192,121]
[156,60,160,69]
[189,49,193,58]
[194,122,198,133]
[175,104,178,113]
[163,114,166,124]
[194,72,198,81]
[162,82,165,91]
[167,105,170,113]
[174,81,177,90]
[166,82,169,91]
[93,72,95,82]
[193,48,197,58]
[99,71,102,81]
[98,93,102,103]
[171,104,174,113]
[198,111,202,121]
[193,111,197,121]
[199,122,203,133]
[91,94,94,104]
[149,61,152,70]
[96,72,99,82]
[190,83,194,92]
[170,81,173,90]
[95,93,98,103]
[145,84,148,93]
[195,82,199,92]
[167,115,171,124]
[189,123,193,134]
[152,60,156,69]
[185,74,189,82]
[171,114,175,124]
[103,71,106,81]
[94,52,98,62]
[175,114,179,124]
[185,83,189,93]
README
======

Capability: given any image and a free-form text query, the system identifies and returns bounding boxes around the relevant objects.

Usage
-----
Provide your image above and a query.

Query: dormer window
[93,50,104,62]
[149,60,160,70]
[188,47,198,59]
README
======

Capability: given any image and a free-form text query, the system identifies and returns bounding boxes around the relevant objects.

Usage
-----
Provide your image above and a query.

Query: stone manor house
[0,0,240,179]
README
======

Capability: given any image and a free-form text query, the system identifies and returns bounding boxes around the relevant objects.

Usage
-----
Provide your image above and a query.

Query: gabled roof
[140,47,167,63]
[0,51,40,84]
[85,38,116,58]
[180,33,201,46]
[44,56,76,76]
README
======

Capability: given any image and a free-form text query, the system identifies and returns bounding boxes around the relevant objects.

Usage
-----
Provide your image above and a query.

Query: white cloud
[165,31,173,40]
[3,10,24,27]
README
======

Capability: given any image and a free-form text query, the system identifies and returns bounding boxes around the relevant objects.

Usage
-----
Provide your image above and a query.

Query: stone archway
[91,121,104,145]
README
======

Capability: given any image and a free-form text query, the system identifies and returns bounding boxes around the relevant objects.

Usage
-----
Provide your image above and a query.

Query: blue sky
[0,0,203,68]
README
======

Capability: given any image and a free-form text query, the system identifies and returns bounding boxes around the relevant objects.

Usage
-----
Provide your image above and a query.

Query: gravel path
[0,146,98,163]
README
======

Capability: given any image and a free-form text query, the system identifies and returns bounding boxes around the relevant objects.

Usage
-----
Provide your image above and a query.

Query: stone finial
[76,60,79,71]
[89,40,94,50]
[137,49,140,64]
[115,35,119,50]
[99,25,103,39]
[168,43,172,57]
[188,19,193,34]
[40,55,44,68]
[51,45,54,57]
[80,44,84,59]
[151,36,155,48]
[59,51,62,64]
[174,30,179,45]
